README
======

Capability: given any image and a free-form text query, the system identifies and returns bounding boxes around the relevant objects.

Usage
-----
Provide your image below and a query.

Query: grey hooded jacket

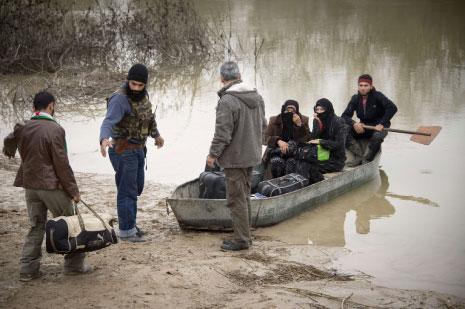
[209,82,267,168]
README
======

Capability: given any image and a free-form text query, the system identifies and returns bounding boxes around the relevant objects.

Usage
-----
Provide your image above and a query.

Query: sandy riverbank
[0,155,463,308]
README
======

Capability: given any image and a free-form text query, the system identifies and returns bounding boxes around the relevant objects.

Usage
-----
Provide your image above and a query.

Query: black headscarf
[281,99,299,114]
[280,99,299,142]
[314,98,335,133]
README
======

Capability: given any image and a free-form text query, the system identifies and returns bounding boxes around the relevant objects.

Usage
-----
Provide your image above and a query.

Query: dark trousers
[269,155,297,178]
[224,167,253,244]
[318,160,345,174]
[109,147,145,236]
[348,129,387,161]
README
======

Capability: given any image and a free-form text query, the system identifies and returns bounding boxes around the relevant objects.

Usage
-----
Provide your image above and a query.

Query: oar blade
[410,126,442,145]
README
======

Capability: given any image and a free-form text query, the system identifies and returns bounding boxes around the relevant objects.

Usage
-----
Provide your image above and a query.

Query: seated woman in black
[296,98,348,182]
[265,100,310,178]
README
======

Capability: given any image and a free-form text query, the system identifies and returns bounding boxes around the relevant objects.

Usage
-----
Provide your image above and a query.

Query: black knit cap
[127,63,148,84]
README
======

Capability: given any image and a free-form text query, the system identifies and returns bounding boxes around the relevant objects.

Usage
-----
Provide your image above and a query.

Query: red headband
[358,78,372,85]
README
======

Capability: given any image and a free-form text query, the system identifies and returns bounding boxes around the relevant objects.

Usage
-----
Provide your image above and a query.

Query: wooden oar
[363,125,441,145]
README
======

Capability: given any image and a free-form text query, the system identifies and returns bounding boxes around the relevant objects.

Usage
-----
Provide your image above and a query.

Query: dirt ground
[1,155,464,309]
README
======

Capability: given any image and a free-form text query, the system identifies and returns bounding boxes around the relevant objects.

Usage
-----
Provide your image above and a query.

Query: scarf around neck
[31,111,56,122]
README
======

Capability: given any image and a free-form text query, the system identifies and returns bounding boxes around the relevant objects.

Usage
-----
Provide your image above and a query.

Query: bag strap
[268,180,282,196]
[77,200,110,233]
[73,202,86,231]
[287,173,306,186]
[288,173,298,182]
[288,173,303,184]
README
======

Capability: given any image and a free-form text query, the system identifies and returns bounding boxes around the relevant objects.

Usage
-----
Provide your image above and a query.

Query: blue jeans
[109,147,145,237]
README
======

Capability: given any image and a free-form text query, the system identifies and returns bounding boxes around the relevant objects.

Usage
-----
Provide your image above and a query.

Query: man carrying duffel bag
[46,200,117,254]
[2,91,93,281]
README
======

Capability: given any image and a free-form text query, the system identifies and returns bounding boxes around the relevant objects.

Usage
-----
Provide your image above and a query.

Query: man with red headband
[341,74,397,163]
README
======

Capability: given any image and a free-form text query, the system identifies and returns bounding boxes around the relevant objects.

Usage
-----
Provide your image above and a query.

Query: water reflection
[385,192,439,208]
[196,0,465,123]
[258,170,428,246]
[355,170,395,235]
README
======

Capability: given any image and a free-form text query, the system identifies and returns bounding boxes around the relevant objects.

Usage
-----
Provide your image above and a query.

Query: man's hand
[277,140,289,154]
[206,154,216,168]
[100,138,113,157]
[374,124,384,132]
[292,113,302,127]
[353,122,365,134]
[72,194,80,203]
[155,136,164,148]
[307,139,320,145]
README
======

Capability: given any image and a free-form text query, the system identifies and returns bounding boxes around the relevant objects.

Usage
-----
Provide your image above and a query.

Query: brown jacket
[266,114,310,146]
[3,118,79,198]
[209,82,267,168]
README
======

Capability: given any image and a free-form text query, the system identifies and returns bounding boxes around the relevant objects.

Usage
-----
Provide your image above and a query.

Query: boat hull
[167,153,381,230]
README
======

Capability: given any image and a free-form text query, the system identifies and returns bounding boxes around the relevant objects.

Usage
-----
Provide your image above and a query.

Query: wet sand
[1,155,464,308]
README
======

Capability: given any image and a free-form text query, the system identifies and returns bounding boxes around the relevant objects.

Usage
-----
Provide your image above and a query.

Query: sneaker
[135,226,145,237]
[221,240,249,251]
[64,264,94,276]
[19,271,44,282]
[120,234,146,243]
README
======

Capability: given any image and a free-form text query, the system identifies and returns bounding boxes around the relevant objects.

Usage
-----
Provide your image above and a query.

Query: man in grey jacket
[206,61,267,251]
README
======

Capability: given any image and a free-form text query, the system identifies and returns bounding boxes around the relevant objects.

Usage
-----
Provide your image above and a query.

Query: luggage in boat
[294,160,324,184]
[199,171,226,199]
[257,173,309,197]
[46,201,117,254]
[250,170,264,192]
[199,169,264,199]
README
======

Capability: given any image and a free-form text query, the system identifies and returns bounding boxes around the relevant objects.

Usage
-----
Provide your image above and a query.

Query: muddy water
[203,0,464,297]
[1,0,465,298]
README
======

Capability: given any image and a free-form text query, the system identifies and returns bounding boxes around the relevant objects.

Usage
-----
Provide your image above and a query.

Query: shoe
[135,226,145,237]
[221,240,249,251]
[223,239,253,246]
[19,271,44,282]
[120,234,146,243]
[362,151,376,164]
[64,264,94,276]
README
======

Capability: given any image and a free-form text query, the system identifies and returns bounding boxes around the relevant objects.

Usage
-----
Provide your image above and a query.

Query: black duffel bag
[199,168,264,199]
[199,171,226,199]
[46,201,117,254]
[257,173,309,197]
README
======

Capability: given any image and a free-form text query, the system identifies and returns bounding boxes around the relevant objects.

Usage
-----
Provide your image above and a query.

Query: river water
[1,0,464,298]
